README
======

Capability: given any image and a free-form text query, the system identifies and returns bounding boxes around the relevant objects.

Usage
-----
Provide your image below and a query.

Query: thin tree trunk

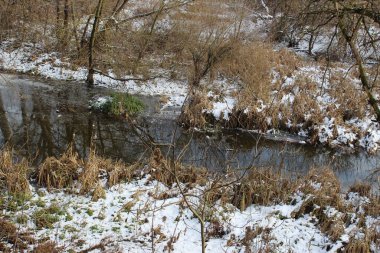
[87,0,105,87]
[62,0,70,49]
[338,16,380,121]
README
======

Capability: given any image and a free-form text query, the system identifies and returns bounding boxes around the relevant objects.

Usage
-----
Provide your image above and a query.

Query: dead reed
[0,148,31,196]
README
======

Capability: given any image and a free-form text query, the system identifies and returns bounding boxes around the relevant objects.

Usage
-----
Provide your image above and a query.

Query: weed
[86,209,94,216]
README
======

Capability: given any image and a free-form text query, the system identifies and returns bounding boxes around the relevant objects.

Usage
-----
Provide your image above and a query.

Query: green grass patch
[16,214,28,224]
[91,93,144,116]
[32,204,65,229]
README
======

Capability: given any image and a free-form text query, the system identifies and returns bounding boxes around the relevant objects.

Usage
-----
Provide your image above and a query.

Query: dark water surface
[0,73,379,190]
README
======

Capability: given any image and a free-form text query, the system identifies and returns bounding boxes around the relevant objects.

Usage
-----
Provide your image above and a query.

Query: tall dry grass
[37,146,82,191]
[0,148,31,196]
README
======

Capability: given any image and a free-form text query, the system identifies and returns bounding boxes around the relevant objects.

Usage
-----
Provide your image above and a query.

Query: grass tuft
[37,146,81,190]
[0,148,31,197]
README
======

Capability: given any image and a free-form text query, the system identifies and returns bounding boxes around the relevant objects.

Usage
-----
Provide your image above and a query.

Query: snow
[0,42,187,100]
[4,174,379,253]
[208,97,236,121]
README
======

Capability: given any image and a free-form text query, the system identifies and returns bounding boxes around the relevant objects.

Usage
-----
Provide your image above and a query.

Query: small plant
[35,198,46,208]
[32,204,65,229]
[86,209,94,216]
[16,214,28,224]
[90,93,144,117]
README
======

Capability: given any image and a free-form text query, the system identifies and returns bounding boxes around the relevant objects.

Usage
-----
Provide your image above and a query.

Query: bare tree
[271,0,380,121]
[87,0,105,86]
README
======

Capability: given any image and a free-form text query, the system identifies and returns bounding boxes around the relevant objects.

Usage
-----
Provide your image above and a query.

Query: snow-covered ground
[2,174,379,253]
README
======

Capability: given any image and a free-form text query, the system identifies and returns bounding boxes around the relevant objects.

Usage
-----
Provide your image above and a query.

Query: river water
[0,73,379,189]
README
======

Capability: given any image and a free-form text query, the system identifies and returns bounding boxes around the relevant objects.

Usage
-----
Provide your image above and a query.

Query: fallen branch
[93,69,162,82]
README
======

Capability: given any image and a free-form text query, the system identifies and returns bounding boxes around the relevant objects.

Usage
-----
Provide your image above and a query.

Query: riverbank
[2,41,380,153]
[0,147,379,253]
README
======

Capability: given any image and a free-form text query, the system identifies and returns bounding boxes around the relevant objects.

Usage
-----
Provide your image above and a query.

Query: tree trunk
[87,0,105,87]
[338,16,380,121]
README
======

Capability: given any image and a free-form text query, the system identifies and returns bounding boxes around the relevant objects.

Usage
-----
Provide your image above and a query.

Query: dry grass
[0,219,35,251]
[92,183,106,201]
[221,43,301,107]
[33,241,61,253]
[37,145,137,195]
[79,151,103,194]
[37,147,82,191]
[343,228,380,253]
[230,168,294,210]
[179,91,212,128]
[344,238,371,253]
[148,148,208,186]
[293,169,343,218]
[349,181,372,198]
[0,148,31,196]
[80,150,137,195]
[108,160,138,187]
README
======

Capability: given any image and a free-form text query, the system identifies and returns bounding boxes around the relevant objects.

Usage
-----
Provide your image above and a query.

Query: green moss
[112,226,120,232]
[86,209,94,216]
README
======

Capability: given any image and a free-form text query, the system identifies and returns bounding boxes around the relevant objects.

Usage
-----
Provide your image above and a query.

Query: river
[0,73,379,190]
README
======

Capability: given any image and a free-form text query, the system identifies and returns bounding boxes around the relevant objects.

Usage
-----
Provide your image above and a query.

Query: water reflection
[0,74,378,189]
